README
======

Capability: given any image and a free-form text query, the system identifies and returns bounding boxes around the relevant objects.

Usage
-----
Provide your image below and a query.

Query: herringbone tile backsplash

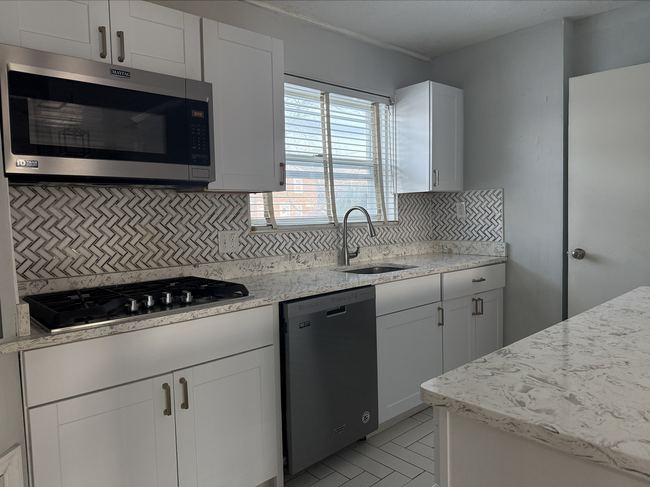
[10,186,503,281]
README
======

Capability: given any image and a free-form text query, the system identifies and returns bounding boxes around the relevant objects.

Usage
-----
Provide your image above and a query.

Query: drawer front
[442,263,506,301]
[375,274,440,316]
[23,306,274,408]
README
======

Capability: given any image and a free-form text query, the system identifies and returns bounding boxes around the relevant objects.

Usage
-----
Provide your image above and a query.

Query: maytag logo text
[110,68,131,79]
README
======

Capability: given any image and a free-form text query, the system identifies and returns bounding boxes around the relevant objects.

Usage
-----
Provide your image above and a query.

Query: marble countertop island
[421,286,650,483]
[0,248,506,354]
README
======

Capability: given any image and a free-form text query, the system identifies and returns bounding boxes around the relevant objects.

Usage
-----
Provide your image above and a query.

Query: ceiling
[244,0,636,60]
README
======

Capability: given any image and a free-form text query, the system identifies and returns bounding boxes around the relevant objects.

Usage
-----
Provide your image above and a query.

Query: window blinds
[250,83,396,228]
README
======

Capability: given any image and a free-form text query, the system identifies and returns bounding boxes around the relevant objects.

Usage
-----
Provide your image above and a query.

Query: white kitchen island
[421,286,650,487]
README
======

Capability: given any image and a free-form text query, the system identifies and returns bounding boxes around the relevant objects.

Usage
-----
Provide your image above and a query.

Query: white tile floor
[285,407,435,487]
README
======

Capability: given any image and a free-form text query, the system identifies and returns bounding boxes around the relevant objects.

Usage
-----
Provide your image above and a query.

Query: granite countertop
[0,251,506,354]
[421,286,650,482]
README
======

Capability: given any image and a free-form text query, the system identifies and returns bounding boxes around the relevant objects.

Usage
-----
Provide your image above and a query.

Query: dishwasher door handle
[326,306,347,317]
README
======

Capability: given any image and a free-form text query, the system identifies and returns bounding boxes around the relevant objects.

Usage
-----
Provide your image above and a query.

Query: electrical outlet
[456,202,467,219]
[219,231,241,253]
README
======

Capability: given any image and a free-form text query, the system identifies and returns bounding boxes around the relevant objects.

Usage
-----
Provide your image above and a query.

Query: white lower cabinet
[23,306,278,487]
[175,347,276,487]
[30,375,178,487]
[375,274,442,424]
[441,264,505,373]
[441,288,503,373]
[377,303,442,424]
[375,264,505,424]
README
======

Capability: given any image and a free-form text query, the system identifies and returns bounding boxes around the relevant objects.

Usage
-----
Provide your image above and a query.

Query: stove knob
[181,290,193,304]
[162,292,173,306]
[127,298,139,312]
[144,295,155,308]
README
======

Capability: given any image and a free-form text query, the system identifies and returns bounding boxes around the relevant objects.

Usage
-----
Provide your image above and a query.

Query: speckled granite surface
[1,251,506,354]
[421,286,650,481]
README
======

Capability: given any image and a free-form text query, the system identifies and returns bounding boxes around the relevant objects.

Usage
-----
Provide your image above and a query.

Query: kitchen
[1,1,650,486]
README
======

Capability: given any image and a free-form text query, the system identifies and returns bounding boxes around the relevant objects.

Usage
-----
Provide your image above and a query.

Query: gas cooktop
[23,277,251,334]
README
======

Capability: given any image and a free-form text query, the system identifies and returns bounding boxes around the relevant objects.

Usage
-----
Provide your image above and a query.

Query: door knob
[571,248,586,260]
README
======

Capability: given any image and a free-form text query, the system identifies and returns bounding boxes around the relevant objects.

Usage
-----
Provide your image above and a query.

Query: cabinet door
[175,346,277,487]
[108,0,201,79]
[474,288,504,360]
[377,303,443,424]
[0,1,111,62]
[431,82,463,192]
[442,295,475,373]
[203,19,285,192]
[29,374,178,487]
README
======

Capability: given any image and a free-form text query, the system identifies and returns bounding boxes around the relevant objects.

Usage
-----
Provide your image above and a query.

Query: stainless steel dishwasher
[281,286,378,475]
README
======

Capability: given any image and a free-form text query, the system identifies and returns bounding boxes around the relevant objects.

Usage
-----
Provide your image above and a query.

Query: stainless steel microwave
[0,43,214,186]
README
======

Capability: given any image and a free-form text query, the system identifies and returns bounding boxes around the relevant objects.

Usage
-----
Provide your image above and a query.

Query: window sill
[250,220,399,235]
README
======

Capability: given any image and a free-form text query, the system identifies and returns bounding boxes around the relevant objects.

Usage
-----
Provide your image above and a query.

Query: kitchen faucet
[340,206,377,266]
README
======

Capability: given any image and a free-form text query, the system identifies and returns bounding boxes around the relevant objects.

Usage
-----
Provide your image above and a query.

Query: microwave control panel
[187,99,211,166]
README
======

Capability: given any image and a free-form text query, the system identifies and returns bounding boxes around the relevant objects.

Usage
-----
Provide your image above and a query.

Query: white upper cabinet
[202,19,286,192]
[109,0,201,80]
[396,80,463,193]
[0,0,201,80]
[0,1,112,62]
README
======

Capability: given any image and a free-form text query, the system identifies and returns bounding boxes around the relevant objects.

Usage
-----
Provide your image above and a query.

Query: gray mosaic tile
[10,186,502,281]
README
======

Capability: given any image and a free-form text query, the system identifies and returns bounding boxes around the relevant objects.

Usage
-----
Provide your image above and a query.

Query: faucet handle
[349,246,360,259]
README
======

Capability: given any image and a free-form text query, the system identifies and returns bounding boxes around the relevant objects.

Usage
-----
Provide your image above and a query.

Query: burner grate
[23,277,249,332]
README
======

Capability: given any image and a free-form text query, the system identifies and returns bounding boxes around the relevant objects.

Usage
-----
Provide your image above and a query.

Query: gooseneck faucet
[340,206,377,266]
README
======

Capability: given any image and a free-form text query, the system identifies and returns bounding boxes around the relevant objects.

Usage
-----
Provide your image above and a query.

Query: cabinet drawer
[442,264,505,301]
[22,306,274,408]
[375,274,440,316]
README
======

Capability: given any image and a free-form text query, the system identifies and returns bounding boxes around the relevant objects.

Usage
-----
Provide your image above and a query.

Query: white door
[175,347,277,487]
[568,62,650,316]
[442,296,475,373]
[108,0,201,79]
[29,374,178,487]
[0,1,111,62]
[202,19,285,192]
[377,303,443,423]
[474,288,503,359]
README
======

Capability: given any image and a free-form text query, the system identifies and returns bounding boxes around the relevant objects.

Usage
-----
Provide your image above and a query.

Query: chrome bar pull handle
[437,306,444,326]
[478,297,484,315]
[433,169,439,187]
[472,298,478,316]
[162,383,172,416]
[117,30,125,62]
[472,277,486,283]
[180,378,189,410]
[279,162,285,186]
[98,26,107,58]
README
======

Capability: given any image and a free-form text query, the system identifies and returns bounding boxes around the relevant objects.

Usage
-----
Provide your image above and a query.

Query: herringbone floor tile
[285,408,435,487]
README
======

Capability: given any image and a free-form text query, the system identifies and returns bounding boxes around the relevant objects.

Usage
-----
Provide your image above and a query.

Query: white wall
[429,20,567,344]
[153,0,430,96]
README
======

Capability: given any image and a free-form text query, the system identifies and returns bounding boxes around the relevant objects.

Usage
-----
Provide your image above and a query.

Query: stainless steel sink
[339,265,416,274]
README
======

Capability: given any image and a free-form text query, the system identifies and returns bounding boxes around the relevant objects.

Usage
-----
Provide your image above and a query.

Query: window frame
[250,76,397,232]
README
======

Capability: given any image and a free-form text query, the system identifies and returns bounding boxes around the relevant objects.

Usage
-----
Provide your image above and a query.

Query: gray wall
[430,20,567,344]
[572,2,650,77]
[154,0,429,96]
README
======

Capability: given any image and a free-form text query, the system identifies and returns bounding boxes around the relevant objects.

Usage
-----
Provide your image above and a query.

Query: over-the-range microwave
[0,43,214,187]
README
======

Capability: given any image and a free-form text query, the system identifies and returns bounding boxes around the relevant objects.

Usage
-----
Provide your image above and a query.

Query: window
[250,82,396,229]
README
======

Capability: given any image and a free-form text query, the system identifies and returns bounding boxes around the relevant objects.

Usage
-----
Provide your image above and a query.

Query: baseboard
[367,403,429,438]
